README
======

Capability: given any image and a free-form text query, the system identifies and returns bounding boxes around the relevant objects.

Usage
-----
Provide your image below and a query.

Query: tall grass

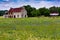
[0,17,60,40]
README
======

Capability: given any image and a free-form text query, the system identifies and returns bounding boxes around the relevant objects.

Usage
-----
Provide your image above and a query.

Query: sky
[0,0,59,10]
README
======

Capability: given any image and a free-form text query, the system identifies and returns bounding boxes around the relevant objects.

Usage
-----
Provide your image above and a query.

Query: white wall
[13,12,22,18]
[50,13,59,16]
[21,8,28,18]
[3,15,9,18]
[13,9,27,18]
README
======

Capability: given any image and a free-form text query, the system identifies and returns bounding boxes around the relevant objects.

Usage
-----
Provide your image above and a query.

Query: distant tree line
[0,10,8,16]
[0,5,60,17]
[24,5,60,17]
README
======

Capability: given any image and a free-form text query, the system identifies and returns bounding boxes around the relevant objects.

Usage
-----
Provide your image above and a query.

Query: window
[21,14,23,18]
[17,15,19,17]
[25,15,26,17]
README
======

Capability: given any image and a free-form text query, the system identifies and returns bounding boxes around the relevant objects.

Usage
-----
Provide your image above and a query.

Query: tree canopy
[24,5,59,17]
[0,10,7,16]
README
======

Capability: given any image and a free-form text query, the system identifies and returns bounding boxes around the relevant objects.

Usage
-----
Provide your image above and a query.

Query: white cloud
[31,1,58,9]
[0,0,59,10]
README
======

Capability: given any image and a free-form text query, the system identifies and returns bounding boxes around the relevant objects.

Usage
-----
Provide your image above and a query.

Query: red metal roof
[8,7,24,13]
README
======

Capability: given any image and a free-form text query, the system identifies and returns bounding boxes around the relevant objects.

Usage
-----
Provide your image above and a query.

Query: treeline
[0,5,60,17]
[24,5,60,17]
[0,10,8,16]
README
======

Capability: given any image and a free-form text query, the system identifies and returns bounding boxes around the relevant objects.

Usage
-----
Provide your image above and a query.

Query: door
[14,15,16,18]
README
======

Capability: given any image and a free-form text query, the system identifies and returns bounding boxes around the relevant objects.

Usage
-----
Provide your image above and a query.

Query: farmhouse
[3,7,27,18]
[50,12,59,16]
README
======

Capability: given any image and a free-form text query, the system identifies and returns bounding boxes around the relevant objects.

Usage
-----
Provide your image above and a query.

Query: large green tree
[31,10,40,17]
[57,7,60,15]
[24,5,36,17]
[49,6,58,13]
[39,7,50,16]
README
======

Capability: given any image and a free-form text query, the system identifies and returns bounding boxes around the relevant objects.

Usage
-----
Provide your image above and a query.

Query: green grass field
[0,17,60,40]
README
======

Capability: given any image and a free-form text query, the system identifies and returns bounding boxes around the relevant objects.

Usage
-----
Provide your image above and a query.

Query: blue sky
[0,0,59,10]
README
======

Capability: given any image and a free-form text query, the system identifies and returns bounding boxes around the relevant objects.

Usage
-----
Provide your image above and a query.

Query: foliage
[24,5,36,17]
[24,5,59,17]
[57,7,60,15]
[39,7,50,16]
[49,6,58,13]
[31,10,40,17]
[0,10,7,16]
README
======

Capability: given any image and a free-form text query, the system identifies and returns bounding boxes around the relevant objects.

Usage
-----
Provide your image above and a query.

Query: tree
[49,6,58,13]
[24,5,36,17]
[31,10,40,17]
[44,9,50,16]
[0,10,7,16]
[39,7,50,16]
[57,7,60,15]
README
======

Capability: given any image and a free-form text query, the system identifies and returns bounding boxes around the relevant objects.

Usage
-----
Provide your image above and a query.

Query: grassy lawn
[0,17,60,40]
